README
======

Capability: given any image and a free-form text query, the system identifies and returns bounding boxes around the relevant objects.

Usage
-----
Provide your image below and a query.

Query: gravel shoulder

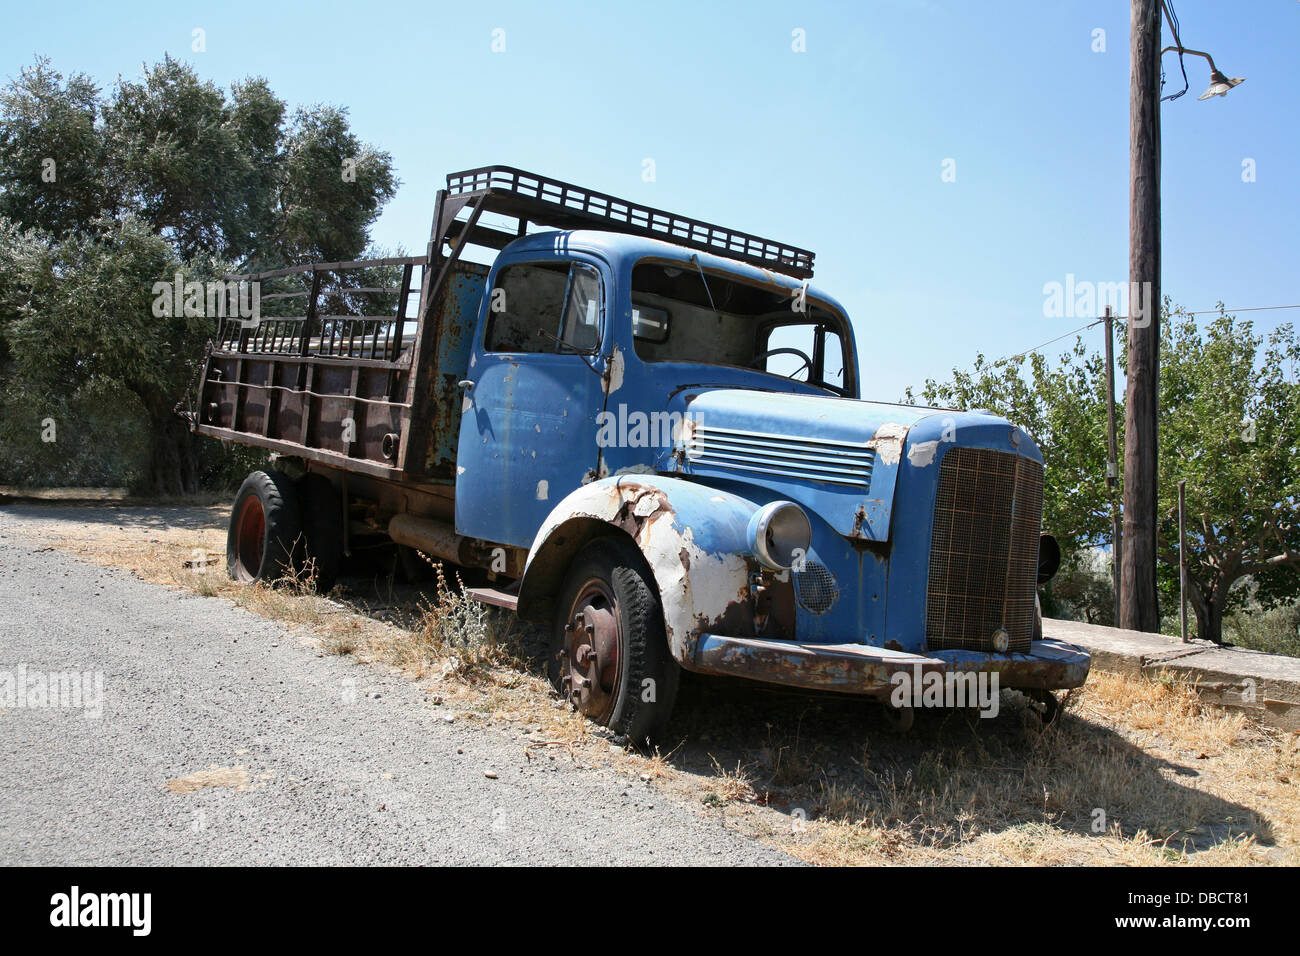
[0,521,794,866]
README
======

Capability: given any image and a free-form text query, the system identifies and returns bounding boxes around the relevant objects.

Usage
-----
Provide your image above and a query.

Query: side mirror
[1037,533,1061,586]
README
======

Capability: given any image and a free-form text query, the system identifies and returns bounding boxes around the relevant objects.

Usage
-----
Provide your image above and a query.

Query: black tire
[550,536,679,745]
[1025,688,1061,726]
[295,474,344,593]
[227,470,301,584]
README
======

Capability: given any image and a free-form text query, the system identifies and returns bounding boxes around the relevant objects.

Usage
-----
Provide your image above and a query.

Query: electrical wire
[991,319,1104,367]
[988,303,1300,368]
[1160,0,1190,102]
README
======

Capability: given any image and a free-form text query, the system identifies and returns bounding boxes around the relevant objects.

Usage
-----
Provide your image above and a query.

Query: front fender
[517,475,760,662]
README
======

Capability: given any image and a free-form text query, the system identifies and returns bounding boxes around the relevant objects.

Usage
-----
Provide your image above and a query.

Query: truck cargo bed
[191,258,487,483]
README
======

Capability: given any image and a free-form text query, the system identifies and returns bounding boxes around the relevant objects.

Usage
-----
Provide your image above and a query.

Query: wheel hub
[562,581,621,720]
[234,495,265,580]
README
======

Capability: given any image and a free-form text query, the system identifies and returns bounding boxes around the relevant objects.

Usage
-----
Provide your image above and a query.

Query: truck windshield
[629,260,850,394]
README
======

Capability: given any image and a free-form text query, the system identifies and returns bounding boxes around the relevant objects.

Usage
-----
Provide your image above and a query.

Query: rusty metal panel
[690,633,1090,695]
[415,264,489,480]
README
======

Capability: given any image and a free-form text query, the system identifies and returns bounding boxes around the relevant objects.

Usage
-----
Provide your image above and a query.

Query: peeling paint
[907,440,940,468]
[524,477,753,661]
[603,346,625,395]
[866,422,909,466]
[536,479,549,501]
[633,493,661,518]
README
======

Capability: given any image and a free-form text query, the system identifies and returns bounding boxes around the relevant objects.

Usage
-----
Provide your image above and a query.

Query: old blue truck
[188,165,1090,741]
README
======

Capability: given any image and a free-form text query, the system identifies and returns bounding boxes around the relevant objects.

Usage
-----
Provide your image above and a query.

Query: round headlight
[748,501,812,571]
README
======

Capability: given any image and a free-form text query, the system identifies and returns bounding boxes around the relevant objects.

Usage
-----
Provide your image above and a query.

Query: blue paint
[452,228,1086,694]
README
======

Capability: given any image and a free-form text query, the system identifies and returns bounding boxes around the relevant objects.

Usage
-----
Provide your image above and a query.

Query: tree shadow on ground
[657,670,1276,858]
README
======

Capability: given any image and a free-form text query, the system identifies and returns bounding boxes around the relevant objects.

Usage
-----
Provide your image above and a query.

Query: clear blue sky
[4,0,1295,400]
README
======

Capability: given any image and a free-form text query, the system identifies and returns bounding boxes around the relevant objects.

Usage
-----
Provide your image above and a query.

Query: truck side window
[821,328,845,389]
[485,262,569,353]
[559,264,601,352]
[485,262,601,353]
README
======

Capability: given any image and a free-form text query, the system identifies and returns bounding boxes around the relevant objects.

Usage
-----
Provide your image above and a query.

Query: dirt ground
[2,496,1296,866]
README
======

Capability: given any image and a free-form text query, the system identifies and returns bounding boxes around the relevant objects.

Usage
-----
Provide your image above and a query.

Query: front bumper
[689,634,1091,696]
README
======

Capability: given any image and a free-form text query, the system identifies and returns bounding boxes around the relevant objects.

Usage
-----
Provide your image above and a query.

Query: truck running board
[465,586,519,612]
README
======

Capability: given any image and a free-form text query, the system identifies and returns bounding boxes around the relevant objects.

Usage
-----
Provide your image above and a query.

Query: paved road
[0,526,791,865]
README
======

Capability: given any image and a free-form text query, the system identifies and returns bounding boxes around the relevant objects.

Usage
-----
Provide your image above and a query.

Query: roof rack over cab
[434,165,815,280]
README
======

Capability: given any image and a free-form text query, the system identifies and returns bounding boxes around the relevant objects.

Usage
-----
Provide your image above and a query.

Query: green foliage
[1225,599,1300,658]
[913,308,1300,645]
[6,215,198,399]
[0,378,148,487]
[104,56,283,263]
[0,58,111,239]
[0,55,399,493]
[906,332,1116,569]
[276,106,397,266]
[1155,312,1300,640]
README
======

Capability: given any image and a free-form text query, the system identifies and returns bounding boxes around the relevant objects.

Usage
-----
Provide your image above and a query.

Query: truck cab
[191,166,1089,743]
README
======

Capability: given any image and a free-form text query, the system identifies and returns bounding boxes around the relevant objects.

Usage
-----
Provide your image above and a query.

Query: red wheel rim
[234,495,266,581]
[562,579,622,722]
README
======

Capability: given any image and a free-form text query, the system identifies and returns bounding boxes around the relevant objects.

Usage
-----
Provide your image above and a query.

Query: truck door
[455,255,606,549]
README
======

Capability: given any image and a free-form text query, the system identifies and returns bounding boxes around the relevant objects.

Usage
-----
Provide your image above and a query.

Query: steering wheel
[750,346,813,381]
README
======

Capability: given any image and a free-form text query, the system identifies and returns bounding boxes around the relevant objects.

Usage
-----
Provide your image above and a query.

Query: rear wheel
[295,473,343,593]
[227,470,301,584]
[550,537,679,745]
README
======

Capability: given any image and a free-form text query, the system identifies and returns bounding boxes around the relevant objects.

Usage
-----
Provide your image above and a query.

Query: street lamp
[1198,70,1246,100]
[1161,45,1246,100]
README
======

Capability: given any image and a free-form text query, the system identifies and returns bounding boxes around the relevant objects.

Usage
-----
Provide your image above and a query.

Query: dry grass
[6,499,1297,867]
[704,757,758,805]
[751,674,1298,866]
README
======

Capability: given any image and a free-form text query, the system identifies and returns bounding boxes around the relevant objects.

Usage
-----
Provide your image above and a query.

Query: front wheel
[227,470,301,584]
[550,537,679,745]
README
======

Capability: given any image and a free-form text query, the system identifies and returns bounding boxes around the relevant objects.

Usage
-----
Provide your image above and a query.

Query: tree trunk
[1186,571,1229,645]
[139,406,199,496]
[1202,600,1225,645]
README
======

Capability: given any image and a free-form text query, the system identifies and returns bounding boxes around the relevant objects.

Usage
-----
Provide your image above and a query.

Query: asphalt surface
[0,523,792,865]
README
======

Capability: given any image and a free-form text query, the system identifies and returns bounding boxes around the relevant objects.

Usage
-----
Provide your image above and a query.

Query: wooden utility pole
[1122,0,1162,632]
[1103,307,1122,626]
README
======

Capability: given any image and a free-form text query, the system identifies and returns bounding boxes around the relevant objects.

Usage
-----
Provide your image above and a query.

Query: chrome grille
[926,447,1043,653]
[687,425,874,487]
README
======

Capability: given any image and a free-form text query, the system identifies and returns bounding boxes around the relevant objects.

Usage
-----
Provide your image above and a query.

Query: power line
[989,303,1300,368]
[991,319,1103,367]
[1171,303,1300,317]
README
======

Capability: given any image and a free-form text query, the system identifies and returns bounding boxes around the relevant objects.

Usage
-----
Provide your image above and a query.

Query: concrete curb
[1044,617,1300,733]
